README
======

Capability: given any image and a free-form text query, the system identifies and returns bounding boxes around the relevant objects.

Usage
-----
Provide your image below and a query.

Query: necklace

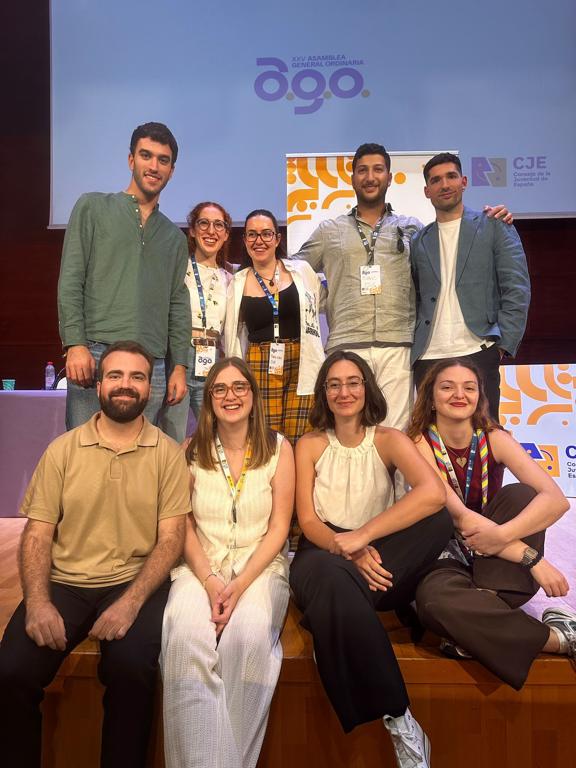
[446,445,470,468]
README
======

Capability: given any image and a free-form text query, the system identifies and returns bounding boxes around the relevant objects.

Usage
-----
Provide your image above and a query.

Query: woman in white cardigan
[225,209,324,444]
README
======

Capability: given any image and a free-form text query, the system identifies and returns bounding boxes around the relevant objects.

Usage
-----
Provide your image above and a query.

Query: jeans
[65,342,167,431]
[186,345,207,418]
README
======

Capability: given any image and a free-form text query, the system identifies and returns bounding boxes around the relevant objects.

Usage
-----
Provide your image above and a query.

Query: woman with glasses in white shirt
[161,356,294,768]
[289,350,451,768]
[185,201,233,416]
[225,209,324,445]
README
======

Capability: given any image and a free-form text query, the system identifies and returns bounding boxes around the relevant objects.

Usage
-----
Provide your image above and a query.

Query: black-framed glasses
[324,378,365,395]
[196,218,228,233]
[396,226,405,253]
[210,381,252,399]
[245,229,277,243]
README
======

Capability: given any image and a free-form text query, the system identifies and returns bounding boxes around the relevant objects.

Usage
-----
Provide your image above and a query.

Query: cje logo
[254,57,368,115]
[521,443,560,477]
[471,157,507,187]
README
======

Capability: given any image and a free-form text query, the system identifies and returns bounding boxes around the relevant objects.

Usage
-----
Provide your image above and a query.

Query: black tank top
[241,281,300,342]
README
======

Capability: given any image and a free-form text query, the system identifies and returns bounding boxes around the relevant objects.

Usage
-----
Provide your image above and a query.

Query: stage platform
[1,511,575,768]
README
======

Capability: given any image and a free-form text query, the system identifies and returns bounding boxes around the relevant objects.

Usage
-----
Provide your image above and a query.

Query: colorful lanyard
[215,436,252,524]
[191,257,218,331]
[253,264,281,340]
[428,425,488,510]
[351,206,386,265]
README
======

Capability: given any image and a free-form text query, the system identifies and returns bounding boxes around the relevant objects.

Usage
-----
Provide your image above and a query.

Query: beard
[99,388,148,423]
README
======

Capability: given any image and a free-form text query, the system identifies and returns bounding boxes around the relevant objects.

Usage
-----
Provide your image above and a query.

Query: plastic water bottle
[45,362,56,390]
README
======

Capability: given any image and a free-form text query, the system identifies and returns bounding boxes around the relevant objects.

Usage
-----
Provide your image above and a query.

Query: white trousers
[349,346,412,431]
[161,567,289,768]
[348,346,412,498]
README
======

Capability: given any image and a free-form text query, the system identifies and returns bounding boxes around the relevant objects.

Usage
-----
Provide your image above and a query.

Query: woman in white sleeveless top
[161,357,294,768]
[289,350,451,768]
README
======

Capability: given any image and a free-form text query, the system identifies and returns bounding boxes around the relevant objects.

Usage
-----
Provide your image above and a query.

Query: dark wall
[1,2,574,389]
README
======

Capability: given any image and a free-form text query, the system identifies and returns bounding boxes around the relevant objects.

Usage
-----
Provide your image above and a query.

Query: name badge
[360,264,382,295]
[194,344,216,378]
[268,342,285,376]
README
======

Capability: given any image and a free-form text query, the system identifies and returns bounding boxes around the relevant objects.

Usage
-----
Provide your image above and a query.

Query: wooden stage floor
[1,503,575,768]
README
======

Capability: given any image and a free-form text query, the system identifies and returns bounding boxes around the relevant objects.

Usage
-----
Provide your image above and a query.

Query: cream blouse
[313,426,395,529]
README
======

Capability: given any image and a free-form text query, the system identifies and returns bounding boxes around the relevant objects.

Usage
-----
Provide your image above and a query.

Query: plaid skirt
[246,340,314,445]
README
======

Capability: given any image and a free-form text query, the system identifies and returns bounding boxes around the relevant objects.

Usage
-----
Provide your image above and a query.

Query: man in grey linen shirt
[296,142,511,432]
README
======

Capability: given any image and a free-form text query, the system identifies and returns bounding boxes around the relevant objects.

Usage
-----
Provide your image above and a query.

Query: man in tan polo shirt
[0,340,190,768]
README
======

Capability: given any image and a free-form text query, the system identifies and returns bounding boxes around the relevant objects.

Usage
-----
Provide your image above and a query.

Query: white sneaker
[383,708,431,768]
[542,606,576,656]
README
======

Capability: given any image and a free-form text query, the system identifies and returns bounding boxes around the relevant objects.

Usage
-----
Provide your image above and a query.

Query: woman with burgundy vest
[407,357,576,688]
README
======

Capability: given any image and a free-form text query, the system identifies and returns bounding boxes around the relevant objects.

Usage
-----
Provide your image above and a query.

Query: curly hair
[186,201,232,270]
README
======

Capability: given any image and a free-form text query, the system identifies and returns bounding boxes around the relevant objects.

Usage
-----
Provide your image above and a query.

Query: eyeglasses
[396,226,405,253]
[210,381,252,399]
[324,378,365,395]
[245,229,277,243]
[196,218,228,233]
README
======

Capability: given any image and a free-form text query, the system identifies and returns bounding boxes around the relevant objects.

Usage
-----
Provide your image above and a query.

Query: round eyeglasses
[196,218,228,233]
[210,381,252,399]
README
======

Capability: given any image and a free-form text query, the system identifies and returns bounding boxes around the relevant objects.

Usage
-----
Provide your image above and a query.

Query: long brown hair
[308,350,387,430]
[187,201,232,270]
[185,357,276,470]
[407,358,502,440]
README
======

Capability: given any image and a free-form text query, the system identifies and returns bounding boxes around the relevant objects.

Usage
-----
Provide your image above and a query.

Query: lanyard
[253,264,281,340]
[351,206,386,265]
[215,436,252,524]
[191,257,218,331]
[428,426,488,510]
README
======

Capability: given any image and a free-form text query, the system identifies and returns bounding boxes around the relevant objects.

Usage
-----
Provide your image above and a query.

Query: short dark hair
[308,350,387,430]
[130,122,179,165]
[352,143,391,173]
[97,341,155,382]
[423,152,462,183]
[240,208,286,269]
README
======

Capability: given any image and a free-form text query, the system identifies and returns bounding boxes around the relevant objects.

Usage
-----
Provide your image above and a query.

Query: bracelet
[527,551,544,569]
[202,571,217,589]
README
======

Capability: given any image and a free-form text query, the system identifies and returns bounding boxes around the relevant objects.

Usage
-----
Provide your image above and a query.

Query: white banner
[501,364,576,497]
[286,151,440,254]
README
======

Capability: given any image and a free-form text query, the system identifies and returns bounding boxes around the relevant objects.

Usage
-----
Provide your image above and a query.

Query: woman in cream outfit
[161,357,294,768]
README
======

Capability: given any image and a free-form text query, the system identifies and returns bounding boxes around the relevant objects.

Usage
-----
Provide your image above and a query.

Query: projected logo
[471,157,507,186]
[254,55,369,115]
[520,443,560,477]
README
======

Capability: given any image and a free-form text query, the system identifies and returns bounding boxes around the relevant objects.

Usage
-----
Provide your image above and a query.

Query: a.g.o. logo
[254,57,368,115]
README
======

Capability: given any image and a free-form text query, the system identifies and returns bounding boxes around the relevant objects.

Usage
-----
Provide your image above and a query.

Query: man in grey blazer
[410,153,530,420]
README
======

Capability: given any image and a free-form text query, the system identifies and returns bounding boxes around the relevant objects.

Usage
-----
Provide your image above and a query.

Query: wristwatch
[520,546,542,568]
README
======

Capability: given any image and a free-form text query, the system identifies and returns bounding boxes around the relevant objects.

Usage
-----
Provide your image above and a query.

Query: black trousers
[413,344,502,422]
[416,483,549,689]
[289,509,453,733]
[0,579,170,768]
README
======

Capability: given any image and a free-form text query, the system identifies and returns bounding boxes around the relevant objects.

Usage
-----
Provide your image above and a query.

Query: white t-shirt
[422,218,489,359]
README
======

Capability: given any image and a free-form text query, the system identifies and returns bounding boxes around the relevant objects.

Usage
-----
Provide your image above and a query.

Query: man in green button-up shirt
[57,122,191,435]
